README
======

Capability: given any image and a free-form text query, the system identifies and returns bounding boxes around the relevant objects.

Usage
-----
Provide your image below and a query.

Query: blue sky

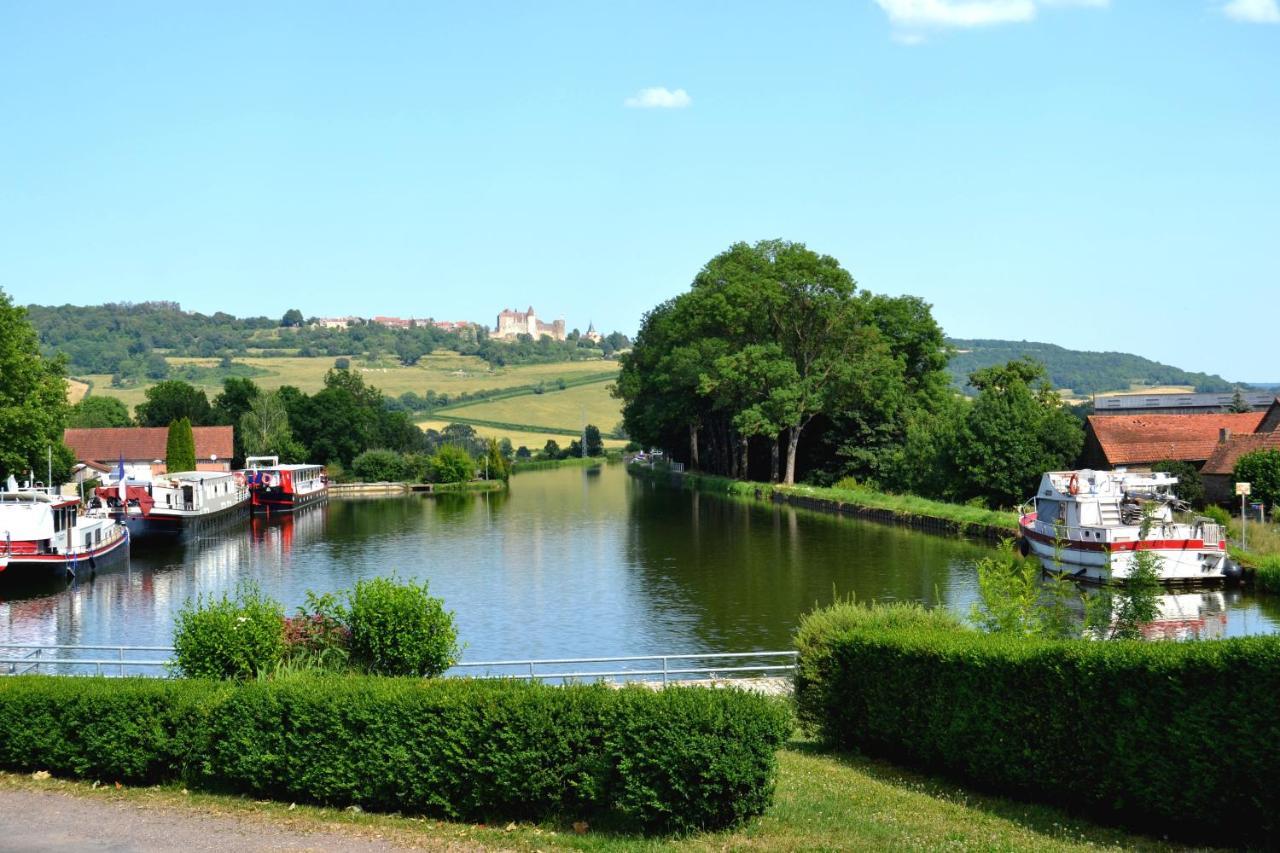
[1,1,1276,379]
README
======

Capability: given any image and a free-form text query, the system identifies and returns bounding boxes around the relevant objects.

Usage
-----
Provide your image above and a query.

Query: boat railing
[0,646,798,684]
[1025,517,1224,544]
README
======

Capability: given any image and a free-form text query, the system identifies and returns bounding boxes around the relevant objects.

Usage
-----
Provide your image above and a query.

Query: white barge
[1018,470,1239,584]
[0,485,129,581]
[93,471,250,541]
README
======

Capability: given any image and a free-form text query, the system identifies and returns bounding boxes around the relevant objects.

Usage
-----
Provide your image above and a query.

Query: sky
[1,1,1276,380]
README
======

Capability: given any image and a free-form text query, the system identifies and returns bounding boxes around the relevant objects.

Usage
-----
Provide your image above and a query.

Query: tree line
[25,301,631,380]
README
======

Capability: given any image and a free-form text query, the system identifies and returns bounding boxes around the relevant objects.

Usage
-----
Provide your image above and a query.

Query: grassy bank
[430,480,506,493]
[0,742,1186,851]
[1228,517,1280,590]
[630,465,1019,539]
[512,455,610,473]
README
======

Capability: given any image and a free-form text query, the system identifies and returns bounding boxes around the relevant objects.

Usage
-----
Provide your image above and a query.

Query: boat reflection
[1082,588,1229,641]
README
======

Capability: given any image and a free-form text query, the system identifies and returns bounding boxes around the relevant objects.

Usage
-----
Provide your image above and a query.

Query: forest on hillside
[944,338,1235,396]
[25,302,630,380]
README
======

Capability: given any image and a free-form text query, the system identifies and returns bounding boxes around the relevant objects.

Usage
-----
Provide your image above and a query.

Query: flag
[117,454,127,506]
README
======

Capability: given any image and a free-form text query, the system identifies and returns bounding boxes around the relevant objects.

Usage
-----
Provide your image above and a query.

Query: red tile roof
[63,427,234,465]
[1086,412,1265,466]
[1202,432,1280,476]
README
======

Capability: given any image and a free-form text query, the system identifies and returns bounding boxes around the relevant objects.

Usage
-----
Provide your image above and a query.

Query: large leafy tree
[617,240,949,485]
[0,290,75,484]
[240,391,304,461]
[68,396,132,428]
[953,358,1083,507]
[135,380,214,427]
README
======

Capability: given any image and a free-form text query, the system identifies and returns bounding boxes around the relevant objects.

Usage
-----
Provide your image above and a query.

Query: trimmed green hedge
[0,676,789,833]
[794,601,1280,846]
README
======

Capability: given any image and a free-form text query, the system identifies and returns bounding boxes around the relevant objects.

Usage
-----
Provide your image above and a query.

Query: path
[0,789,482,852]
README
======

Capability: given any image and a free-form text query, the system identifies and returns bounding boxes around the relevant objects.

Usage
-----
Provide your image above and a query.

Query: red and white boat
[242,456,328,514]
[92,470,250,541]
[0,483,129,582]
[1018,470,1239,584]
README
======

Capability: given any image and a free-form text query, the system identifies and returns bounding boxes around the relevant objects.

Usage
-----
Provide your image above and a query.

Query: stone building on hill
[492,306,566,341]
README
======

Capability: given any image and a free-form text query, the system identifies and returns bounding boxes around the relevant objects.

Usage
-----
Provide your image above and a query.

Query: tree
[1227,387,1253,414]
[351,449,410,482]
[165,418,197,473]
[281,308,304,328]
[541,440,561,459]
[135,380,214,427]
[0,289,74,484]
[483,439,510,481]
[239,391,303,460]
[1152,460,1206,509]
[515,445,532,460]
[1235,449,1280,511]
[953,358,1083,507]
[583,424,604,457]
[68,396,132,428]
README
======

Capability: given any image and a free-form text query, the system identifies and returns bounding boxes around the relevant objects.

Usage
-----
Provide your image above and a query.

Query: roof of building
[63,426,234,465]
[1086,412,1266,465]
[1201,431,1280,476]
[1093,391,1278,412]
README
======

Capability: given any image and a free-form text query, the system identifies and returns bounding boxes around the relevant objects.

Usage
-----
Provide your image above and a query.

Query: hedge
[794,601,1280,847]
[0,676,790,834]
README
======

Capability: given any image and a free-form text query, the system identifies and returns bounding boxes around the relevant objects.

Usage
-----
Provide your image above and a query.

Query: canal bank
[627,463,1018,542]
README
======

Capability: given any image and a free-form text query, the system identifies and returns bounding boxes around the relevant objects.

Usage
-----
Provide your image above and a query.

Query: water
[4,463,1280,657]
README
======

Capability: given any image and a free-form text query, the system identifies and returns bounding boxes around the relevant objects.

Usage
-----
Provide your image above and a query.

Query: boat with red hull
[243,456,328,514]
[1,486,129,582]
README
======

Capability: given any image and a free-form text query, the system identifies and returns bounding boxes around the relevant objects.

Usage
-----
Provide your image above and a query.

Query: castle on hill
[493,306,566,341]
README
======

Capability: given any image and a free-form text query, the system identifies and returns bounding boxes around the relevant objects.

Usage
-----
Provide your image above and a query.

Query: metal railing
[0,645,797,684]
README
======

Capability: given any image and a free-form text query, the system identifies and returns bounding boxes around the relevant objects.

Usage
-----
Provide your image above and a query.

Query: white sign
[1236,482,1252,496]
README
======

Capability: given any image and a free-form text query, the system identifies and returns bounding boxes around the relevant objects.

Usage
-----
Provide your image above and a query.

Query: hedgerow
[793,600,1280,846]
[0,676,790,834]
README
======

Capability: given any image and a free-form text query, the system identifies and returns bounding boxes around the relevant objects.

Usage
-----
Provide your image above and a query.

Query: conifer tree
[166,417,197,473]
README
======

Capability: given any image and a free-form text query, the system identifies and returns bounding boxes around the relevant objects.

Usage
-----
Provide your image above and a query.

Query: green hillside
[945,338,1235,396]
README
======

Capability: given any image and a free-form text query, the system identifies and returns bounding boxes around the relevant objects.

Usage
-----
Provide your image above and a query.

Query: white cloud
[872,0,1036,28]
[624,87,692,109]
[1223,0,1280,23]
[872,0,1107,39]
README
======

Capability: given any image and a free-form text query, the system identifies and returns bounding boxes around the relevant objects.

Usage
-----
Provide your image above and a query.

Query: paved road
[0,789,480,852]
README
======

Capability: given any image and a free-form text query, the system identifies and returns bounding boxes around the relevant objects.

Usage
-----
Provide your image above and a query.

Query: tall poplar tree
[165,417,197,473]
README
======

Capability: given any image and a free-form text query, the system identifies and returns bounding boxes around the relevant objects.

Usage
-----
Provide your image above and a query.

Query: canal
[4,462,1280,656]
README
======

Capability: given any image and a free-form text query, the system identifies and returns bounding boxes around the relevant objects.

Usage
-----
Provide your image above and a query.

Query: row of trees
[27,301,631,376]
[0,290,75,483]
[617,241,1084,505]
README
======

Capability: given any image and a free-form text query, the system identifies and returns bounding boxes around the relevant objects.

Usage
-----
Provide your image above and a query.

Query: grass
[418,420,628,452]
[439,381,623,435]
[1227,516,1280,591]
[0,741,1192,851]
[633,466,1019,536]
[65,378,90,404]
[77,353,618,412]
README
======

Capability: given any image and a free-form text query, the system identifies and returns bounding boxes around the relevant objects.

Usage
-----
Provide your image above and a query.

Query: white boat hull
[1020,519,1234,583]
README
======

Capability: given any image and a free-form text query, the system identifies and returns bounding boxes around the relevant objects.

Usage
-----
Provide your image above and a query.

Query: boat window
[84,532,92,548]
[54,510,63,533]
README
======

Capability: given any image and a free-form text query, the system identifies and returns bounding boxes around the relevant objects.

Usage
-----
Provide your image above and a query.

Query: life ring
[1067,473,1080,496]
[233,471,246,487]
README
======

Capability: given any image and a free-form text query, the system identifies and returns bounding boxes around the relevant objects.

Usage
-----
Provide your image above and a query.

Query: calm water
[4,463,1279,656]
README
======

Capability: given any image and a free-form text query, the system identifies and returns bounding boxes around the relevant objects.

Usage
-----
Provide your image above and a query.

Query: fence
[0,644,797,684]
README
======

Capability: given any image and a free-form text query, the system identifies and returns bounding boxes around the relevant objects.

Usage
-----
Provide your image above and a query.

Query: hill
[944,338,1235,396]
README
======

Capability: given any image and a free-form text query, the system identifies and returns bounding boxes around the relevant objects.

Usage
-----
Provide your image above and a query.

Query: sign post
[1236,482,1252,549]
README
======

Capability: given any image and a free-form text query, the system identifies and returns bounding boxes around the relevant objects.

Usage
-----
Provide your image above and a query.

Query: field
[77,353,618,411]
[437,381,623,434]
[65,378,90,404]
[419,420,627,451]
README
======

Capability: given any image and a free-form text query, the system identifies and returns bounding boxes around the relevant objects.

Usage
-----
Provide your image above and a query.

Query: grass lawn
[439,381,623,435]
[76,354,618,412]
[0,743,1190,851]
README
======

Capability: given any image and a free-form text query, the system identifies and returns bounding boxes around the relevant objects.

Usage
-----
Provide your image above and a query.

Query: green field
[78,353,618,411]
[437,381,623,435]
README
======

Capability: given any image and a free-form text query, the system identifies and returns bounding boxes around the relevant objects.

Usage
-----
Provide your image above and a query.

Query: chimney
[1220,428,1231,444]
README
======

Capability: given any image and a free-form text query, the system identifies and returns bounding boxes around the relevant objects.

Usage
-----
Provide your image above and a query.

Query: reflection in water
[3,464,1279,658]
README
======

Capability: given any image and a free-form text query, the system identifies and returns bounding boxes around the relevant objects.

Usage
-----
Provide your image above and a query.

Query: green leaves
[164,417,197,473]
[345,577,460,678]
[0,289,72,483]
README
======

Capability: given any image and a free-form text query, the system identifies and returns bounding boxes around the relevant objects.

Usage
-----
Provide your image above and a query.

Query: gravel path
[0,789,482,852]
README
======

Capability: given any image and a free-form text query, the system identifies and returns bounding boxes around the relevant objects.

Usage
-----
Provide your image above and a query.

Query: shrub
[1152,459,1205,508]
[350,448,409,482]
[1202,504,1231,526]
[429,444,476,484]
[172,583,285,680]
[794,600,1280,846]
[1235,448,1280,511]
[346,577,460,677]
[0,677,789,833]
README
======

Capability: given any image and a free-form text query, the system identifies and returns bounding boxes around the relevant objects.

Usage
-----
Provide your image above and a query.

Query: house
[63,427,235,481]
[1202,431,1280,504]
[1080,411,1267,470]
